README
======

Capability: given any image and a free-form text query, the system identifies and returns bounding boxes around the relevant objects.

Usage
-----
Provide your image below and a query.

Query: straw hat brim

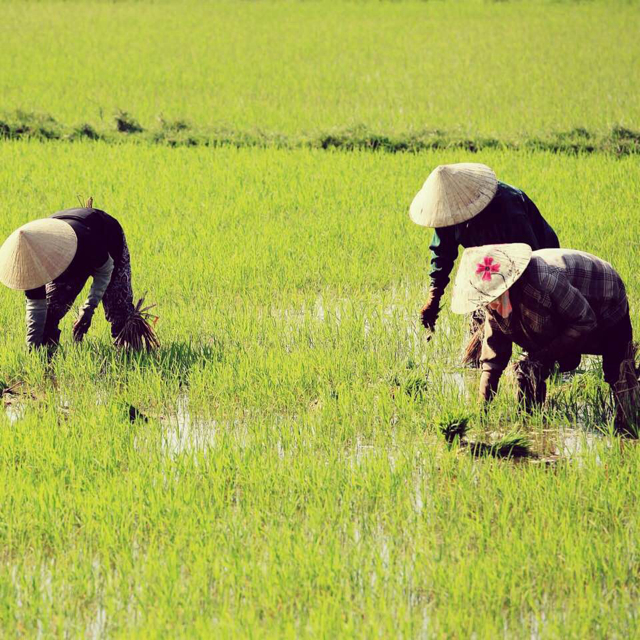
[410,163,498,228]
[450,243,532,314]
[0,219,78,290]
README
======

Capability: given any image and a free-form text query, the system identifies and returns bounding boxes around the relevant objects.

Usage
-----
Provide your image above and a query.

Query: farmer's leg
[102,232,135,339]
[44,275,88,345]
[557,352,581,373]
[599,313,638,435]
[514,357,552,411]
[599,313,634,386]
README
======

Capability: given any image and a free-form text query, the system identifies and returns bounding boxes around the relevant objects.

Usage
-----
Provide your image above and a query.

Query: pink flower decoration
[476,256,501,281]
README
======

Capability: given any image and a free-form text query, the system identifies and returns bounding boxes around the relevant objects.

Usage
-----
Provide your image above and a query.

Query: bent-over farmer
[409,163,559,362]
[0,206,135,348]
[450,243,638,435]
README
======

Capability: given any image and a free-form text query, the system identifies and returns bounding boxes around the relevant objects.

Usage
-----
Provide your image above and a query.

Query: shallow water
[529,427,605,461]
[1,383,617,465]
[4,399,26,424]
[441,371,469,396]
[161,395,218,456]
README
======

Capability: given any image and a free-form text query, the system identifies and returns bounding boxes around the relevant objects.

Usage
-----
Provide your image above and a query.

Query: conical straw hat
[0,219,78,290]
[450,243,532,314]
[409,163,498,228]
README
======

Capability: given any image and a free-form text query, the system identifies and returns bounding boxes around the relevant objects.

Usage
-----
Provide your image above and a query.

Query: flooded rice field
[2,376,619,464]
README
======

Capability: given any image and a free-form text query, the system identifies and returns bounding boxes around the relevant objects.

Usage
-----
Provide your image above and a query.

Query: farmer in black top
[409,163,560,363]
[0,205,135,348]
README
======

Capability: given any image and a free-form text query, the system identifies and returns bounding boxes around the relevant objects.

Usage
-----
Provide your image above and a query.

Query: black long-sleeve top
[25,208,124,300]
[428,182,559,292]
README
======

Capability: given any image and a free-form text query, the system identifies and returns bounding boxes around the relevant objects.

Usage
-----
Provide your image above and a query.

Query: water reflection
[161,395,218,455]
[529,427,605,461]
[441,371,468,396]
[4,400,26,424]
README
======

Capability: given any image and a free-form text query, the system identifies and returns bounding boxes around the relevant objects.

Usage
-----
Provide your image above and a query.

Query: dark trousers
[587,312,634,385]
[43,233,135,344]
[515,312,636,423]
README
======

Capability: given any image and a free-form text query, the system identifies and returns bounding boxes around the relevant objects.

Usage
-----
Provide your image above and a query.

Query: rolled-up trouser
[612,344,639,436]
[593,312,637,435]
[588,311,634,386]
[42,230,135,343]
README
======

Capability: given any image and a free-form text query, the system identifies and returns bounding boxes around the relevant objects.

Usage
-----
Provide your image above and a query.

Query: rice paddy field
[1,1,640,637]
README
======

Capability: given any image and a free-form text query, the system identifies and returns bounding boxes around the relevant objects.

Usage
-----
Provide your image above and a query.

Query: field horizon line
[1,110,639,157]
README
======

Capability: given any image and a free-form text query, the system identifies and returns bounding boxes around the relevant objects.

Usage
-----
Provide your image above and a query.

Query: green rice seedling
[436,410,471,444]
[1,150,638,628]
[0,1,638,139]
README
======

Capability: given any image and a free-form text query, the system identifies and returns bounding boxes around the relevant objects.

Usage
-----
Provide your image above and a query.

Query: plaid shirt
[481,249,629,373]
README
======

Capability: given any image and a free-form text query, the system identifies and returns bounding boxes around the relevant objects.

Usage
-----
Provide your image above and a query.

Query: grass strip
[2,111,640,156]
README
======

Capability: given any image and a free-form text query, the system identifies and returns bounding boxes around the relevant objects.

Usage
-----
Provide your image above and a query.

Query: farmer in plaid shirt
[450,244,638,435]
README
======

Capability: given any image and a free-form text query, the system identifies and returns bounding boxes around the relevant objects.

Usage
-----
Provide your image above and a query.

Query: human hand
[420,288,443,331]
[73,307,94,342]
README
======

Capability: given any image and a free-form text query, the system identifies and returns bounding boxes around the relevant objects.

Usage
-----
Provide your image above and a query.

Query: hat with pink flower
[450,243,532,314]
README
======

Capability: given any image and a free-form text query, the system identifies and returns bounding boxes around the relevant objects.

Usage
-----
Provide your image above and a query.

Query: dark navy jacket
[429,182,559,291]
[25,208,124,300]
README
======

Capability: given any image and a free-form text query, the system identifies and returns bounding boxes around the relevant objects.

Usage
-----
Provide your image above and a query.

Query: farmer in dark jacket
[0,203,135,348]
[410,163,559,357]
[450,243,638,435]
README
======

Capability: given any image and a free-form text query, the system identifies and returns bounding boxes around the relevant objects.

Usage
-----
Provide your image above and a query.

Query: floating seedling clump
[436,411,531,459]
[468,433,532,459]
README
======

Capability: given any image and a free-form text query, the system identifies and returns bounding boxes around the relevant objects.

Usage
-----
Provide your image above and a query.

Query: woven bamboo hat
[450,243,532,314]
[0,219,78,290]
[409,163,498,228]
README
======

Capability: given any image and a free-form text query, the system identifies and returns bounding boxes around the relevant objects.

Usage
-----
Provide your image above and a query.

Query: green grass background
[0,1,638,137]
[0,141,639,636]
[1,0,640,636]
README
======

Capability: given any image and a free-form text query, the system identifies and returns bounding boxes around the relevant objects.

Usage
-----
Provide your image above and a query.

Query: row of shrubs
[1,110,639,156]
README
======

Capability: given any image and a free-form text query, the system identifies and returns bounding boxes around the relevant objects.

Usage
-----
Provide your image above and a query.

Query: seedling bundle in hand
[114,296,160,352]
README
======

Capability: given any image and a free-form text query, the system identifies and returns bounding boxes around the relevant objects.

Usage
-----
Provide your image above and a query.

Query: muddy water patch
[3,391,74,424]
[529,426,607,461]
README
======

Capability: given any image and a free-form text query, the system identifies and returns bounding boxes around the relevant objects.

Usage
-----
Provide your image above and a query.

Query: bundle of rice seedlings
[436,411,470,444]
[435,409,532,459]
[488,433,531,458]
[76,195,94,208]
[461,328,483,367]
[462,310,485,367]
[466,433,531,459]
[114,296,160,351]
